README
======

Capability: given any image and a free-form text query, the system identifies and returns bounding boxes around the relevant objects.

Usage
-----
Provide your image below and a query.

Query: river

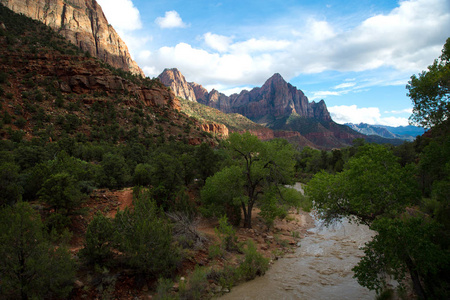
[221,192,376,299]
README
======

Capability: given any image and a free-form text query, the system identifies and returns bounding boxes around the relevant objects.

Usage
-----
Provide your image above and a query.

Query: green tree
[306,144,450,299]
[201,133,299,228]
[306,144,419,225]
[148,152,183,208]
[81,212,115,265]
[38,172,85,214]
[0,202,75,300]
[353,216,449,299]
[194,142,219,185]
[114,192,181,277]
[407,37,450,128]
[0,162,23,206]
[100,152,131,188]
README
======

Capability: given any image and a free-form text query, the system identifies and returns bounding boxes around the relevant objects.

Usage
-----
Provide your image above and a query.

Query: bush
[215,215,240,252]
[236,240,269,281]
[38,172,86,215]
[0,202,75,299]
[81,213,115,265]
[179,266,209,300]
[155,278,177,300]
[114,192,181,277]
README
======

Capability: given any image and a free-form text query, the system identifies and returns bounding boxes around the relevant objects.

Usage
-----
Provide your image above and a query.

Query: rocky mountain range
[158,68,331,123]
[1,0,144,76]
[158,68,366,149]
[345,123,425,141]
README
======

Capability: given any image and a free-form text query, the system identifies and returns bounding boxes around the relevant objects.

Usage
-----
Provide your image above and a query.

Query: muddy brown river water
[221,200,376,299]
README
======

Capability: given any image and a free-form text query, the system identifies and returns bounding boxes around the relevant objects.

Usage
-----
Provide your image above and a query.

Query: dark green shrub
[0,71,7,84]
[114,193,181,277]
[215,215,240,252]
[38,172,85,214]
[179,266,209,300]
[14,116,26,129]
[0,162,23,206]
[2,111,11,124]
[236,240,269,281]
[0,202,75,299]
[81,213,115,265]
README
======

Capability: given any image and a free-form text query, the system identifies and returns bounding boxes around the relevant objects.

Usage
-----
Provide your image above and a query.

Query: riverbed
[221,213,376,300]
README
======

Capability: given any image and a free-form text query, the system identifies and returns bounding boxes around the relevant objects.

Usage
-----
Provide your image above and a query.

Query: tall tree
[407,37,450,128]
[306,144,450,299]
[201,133,300,228]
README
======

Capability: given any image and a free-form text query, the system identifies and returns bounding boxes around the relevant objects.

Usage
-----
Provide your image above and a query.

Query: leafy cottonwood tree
[307,144,420,225]
[407,37,450,128]
[202,132,300,228]
[306,144,450,299]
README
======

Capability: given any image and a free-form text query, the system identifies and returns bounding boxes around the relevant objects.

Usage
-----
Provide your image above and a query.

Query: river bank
[220,189,378,300]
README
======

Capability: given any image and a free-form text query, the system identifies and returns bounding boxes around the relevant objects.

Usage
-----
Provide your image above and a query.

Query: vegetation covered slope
[0,3,215,146]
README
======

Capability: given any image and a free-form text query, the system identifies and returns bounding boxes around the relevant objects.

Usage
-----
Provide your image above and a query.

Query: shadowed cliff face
[158,69,332,123]
[0,0,144,76]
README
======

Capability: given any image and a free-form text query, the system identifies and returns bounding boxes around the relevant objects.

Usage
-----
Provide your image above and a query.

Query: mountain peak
[158,69,197,101]
[265,73,287,85]
[2,0,144,76]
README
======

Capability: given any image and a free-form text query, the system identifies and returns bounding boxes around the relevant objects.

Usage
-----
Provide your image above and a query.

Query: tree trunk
[243,202,253,228]
[406,255,427,300]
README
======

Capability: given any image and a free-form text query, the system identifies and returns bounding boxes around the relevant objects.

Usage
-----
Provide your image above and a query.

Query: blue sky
[96,0,450,126]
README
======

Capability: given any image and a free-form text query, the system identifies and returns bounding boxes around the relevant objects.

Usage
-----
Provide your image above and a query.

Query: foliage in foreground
[0,202,75,300]
[82,191,182,278]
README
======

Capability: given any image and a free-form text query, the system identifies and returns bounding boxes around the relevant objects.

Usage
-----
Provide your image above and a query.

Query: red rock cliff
[0,0,144,76]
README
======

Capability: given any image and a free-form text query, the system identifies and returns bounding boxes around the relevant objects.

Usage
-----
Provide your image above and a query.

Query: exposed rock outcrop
[11,50,178,109]
[158,68,196,101]
[0,0,144,76]
[200,123,229,137]
[158,70,332,123]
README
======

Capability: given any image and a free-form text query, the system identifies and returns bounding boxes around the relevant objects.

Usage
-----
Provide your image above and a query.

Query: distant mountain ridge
[345,123,425,141]
[158,68,368,149]
[158,68,331,123]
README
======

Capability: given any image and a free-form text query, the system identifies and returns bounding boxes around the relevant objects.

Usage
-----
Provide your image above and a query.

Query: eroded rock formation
[0,0,144,76]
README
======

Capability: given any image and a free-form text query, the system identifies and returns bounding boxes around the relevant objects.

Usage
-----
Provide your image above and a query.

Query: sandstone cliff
[157,68,196,101]
[200,123,229,137]
[0,0,144,76]
[158,70,332,123]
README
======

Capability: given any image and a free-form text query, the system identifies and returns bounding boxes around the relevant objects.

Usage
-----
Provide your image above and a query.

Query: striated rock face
[158,70,332,123]
[0,0,144,76]
[158,68,196,101]
[200,123,229,137]
[227,73,332,122]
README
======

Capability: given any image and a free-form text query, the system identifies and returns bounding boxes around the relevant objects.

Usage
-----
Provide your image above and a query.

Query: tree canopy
[201,132,301,228]
[408,37,450,128]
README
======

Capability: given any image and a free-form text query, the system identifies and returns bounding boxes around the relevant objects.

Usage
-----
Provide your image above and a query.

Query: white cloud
[155,11,187,29]
[329,105,410,126]
[204,33,233,53]
[96,0,142,31]
[135,0,449,95]
[385,108,413,114]
[334,82,356,89]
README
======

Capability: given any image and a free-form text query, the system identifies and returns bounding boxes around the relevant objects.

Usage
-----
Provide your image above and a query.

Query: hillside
[160,69,365,149]
[1,0,144,76]
[0,4,217,145]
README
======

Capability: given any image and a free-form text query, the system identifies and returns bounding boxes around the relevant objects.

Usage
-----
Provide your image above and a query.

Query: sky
[96,0,450,127]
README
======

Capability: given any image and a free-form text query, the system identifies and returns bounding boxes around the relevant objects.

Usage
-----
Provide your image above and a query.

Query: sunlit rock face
[1,0,144,76]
